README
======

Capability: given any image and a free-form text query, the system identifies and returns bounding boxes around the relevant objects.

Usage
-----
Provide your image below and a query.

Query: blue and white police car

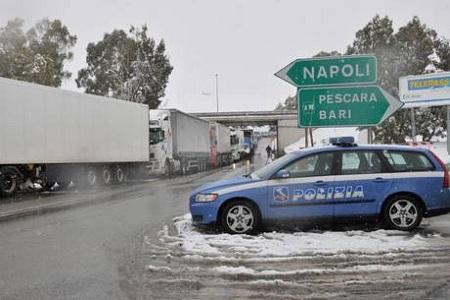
[190,137,450,234]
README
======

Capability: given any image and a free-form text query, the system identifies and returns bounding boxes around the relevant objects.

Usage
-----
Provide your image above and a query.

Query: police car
[190,137,450,234]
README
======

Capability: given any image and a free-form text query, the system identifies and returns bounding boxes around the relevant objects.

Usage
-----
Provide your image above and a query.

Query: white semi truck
[148,109,211,175]
[0,77,150,197]
[209,122,232,167]
[230,128,241,162]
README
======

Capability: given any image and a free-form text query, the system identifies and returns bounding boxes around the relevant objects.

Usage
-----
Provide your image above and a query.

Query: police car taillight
[430,151,449,188]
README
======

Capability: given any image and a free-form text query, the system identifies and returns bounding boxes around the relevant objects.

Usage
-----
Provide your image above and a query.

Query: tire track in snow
[140,214,450,299]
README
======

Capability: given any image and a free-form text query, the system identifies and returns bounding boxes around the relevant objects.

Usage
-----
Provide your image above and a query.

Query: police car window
[285,152,333,178]
[252,152,297,179]
[382,150,435,172]
[341,151,382,175]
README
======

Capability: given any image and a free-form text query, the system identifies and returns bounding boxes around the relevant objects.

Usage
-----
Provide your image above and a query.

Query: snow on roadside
[423,141,450,164]
[284,127,363,153]
[284,127,450,164]
[161,214,443,258]
[212,263,423,276]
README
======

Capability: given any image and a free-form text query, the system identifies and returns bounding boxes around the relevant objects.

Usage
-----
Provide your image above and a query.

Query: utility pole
[367,127,372,144]
[410,108,417,143]
[215,74,219,112]
[305,128,309,148]
[447,106,450,155]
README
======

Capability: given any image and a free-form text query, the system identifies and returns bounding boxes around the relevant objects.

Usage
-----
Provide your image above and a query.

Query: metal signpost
[297,85,403,127]
[448,106,450,155]
[275,54,402,132]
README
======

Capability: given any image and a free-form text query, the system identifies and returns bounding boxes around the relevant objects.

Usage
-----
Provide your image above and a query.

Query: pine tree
[0,18,76,87]
[26,19,77,87]
[347,15,447,143]
[76,25,173,108]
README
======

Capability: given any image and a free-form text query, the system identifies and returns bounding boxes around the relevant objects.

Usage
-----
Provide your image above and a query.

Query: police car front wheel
[384,195,423,231]
[220,200,259,234]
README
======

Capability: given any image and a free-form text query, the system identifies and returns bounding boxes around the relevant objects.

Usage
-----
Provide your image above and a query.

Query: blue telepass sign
[399,72,450,108]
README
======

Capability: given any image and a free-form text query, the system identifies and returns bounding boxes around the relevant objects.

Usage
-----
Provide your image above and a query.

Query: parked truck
[0,77,150,197]
[209,122,231,167]
[241,128,255,158]
[277,119,306,154]
[230,128,241,162]
[148,109,211,175]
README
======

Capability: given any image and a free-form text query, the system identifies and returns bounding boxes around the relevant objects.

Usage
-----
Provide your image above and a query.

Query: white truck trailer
[209,122,231,167]
[148,109,211,175]
[277,119,306,154]
[0,77,149,197]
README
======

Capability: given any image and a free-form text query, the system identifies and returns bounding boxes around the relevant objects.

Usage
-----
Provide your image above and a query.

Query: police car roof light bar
[329,137,357,147]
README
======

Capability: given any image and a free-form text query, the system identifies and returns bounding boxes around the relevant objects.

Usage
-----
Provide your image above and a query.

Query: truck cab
[148,109,210,176]
[242,129,255,157]
[148,111,177,176]
[230,128,241,162]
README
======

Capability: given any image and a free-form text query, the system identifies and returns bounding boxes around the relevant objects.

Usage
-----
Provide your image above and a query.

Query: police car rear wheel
[384,196,423,231]
[221,201,259,234]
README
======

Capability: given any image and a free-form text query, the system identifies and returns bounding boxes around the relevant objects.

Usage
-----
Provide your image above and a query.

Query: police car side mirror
[274,169,290,179]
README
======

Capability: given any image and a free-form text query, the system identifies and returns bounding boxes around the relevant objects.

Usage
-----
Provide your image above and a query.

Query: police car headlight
[195,193,218,202]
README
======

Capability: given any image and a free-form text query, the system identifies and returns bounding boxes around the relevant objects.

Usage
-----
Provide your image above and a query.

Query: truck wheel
[383,195,423,231]
[58,181,71,190]
[202,160,207,171]
[114,165,125,184]
[44,181,56,191]
[220,200,260,234]
[78,167,97,189]
[181,162,187,175]
[0,167,21,197]
[163,160,171,177]
[101,166,112,186]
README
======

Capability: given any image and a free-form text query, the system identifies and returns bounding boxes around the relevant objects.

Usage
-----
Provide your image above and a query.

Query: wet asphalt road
[0,162,256,300]
[1,137,450,300]
[0,137,269,300]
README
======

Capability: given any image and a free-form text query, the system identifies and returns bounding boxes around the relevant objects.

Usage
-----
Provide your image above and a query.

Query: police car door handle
[314,180,327,186]
[373,177,388,182]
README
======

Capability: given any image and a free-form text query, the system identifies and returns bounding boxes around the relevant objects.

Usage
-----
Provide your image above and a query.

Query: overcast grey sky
[1,0,450,112]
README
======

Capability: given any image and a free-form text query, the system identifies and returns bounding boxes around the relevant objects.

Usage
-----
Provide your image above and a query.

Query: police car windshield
[251,152,297,179]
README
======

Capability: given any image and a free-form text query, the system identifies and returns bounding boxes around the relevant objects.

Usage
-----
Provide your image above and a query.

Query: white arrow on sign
[379,87,404,124]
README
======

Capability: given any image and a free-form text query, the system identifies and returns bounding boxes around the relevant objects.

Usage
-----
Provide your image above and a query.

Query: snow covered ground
[142,214,450,299]
[162,214,444,257]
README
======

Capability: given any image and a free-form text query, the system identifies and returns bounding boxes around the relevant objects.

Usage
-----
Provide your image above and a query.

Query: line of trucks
[0,77,256,197]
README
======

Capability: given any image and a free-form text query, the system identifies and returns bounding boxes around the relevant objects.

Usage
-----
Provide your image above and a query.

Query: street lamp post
[215,73,219,112]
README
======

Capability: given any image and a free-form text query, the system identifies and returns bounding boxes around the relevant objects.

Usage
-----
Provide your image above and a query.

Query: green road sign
[275,55,377,88]
[298,85,403,127]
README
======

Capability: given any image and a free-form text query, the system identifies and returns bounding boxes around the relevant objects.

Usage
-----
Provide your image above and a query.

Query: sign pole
[215,74,219,112]
[410,108,416,143]
[447,106,450,155]
[367,127,372,144]
[305,128,309,148]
